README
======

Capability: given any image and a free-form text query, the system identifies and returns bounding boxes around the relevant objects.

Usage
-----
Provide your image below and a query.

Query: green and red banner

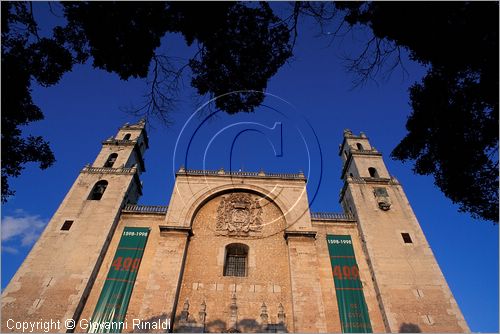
[89,227,150,333]
[327,235,372,333]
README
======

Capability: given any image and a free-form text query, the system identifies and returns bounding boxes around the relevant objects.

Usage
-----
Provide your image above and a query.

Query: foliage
[56,2,292,115]
[2,1,497,223]
[332,2,499,222]
[2,2,61,202]
[1,1,292,202]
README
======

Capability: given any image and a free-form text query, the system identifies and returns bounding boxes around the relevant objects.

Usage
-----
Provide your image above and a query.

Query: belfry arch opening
[88,180,108,200]
[368,167,379,178]
[103,153,118,168]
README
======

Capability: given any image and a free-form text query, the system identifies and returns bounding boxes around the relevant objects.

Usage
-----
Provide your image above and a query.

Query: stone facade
[1,121,469,333]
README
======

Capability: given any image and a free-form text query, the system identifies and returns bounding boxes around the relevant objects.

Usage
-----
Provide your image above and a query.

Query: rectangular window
[224,255,246,277]
[61,220,74,231]
[401,233,413,243]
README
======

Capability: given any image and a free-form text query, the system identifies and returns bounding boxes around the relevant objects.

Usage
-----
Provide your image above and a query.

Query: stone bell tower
[1,120,148,331]
[338,129,469,332]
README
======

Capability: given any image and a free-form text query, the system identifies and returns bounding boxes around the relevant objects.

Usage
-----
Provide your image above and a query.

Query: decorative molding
[179,299,190,323]
[338,130,370,156]
[340,149,383,179]
[283,230,317,240]
[260,302,268,327]
[158,225,193,236]
[374,187,391,211]
[277,303,286,325]
[229,293,238,330]
[121,119,146,131]
[101,138,146,172]
[81,165,137,175]
[176,168,306,181]
[120,119,149,148]
[81,165,142,196]
[102,138,136,146]
[122,204,168,214]
[339,176,400,203]
[198,301,207,324]
[363,177,392,183]
[310,212,356,222]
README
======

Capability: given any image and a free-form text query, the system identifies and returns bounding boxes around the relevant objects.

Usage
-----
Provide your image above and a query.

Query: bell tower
[338,129,468,332]
[1,120,148,330]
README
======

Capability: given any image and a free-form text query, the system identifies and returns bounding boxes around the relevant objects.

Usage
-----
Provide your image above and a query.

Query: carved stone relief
[374,187,391,211]
[216,193,263,236]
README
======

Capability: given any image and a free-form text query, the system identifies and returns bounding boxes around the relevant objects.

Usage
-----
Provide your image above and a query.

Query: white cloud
[1,246,19,254]
[1,210,47,250]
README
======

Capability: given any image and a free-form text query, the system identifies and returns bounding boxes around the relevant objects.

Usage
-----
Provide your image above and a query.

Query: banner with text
[327,235,372,333]
[89,227,150,333]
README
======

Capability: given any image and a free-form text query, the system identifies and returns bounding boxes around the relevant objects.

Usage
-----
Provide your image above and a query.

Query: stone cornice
[82,165,137,175]
[310,212,356,223]
[159,225,193,236]
[340,149,382,179]
[122,204,168,215]
[339,176,400,203]
[338,131,369,156]
[102,138,136,146]
[101,139,146,172]
[119,119,149,148]
[81,165,143,195]
[176,168,307,181]
[284,230,317,240]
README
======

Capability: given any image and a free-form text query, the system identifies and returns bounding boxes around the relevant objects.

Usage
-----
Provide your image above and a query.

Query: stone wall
[343,180,469,332]
[175,192,293,333]
[76,212,187,333]
[1,171,136,332]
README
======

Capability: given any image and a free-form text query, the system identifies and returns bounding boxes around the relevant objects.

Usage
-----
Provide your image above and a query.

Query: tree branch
[28,2,41,41]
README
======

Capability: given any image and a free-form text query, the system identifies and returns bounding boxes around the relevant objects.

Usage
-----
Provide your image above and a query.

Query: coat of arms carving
[216,193,263,236]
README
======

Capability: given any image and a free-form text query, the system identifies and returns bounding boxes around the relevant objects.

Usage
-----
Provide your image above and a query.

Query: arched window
[123,133,131,140]
[89,180,108,200]
[356,143,364,150]
[103,153,118,168]
[224,243,248,277]
[368,167,379,178]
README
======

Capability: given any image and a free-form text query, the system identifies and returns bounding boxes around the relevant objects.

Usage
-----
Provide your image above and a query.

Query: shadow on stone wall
[132,313,170,333]
[204,319,226,333]
[175,317,286,333]
[399,322,422,333]
[235,318,262,332]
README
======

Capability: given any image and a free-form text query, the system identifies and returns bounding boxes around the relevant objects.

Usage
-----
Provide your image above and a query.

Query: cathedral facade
[2,120,469,333]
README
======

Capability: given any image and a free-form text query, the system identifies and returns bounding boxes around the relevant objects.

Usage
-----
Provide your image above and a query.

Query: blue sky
[1,3,498,332]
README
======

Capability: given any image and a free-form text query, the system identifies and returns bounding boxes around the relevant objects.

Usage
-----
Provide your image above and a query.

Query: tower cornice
[101,139,146,172]
[119,119,149,148]
[338,129,369,156]
[340,149,383,179]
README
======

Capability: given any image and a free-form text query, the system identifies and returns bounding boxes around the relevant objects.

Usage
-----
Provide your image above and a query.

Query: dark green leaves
[336,2,498,222]
[1,2,293,202]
